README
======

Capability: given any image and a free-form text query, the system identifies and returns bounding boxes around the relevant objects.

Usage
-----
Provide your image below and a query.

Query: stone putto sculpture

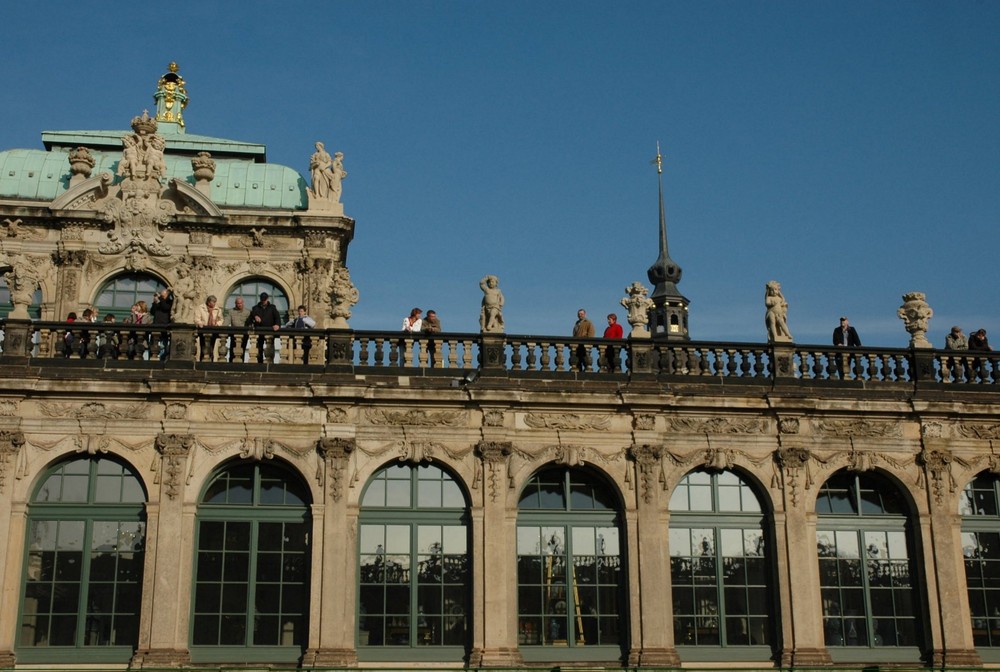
[330,266,360,329]
[620,281,655,338]
[479,275,505,333]
[764,280,793,343]
[898,292,933,348]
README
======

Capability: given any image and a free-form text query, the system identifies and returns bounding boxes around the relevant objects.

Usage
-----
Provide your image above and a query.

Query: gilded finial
[651,141,663,175]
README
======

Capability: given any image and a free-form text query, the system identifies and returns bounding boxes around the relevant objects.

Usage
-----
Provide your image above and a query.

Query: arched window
[669,470,776,652]
[358,464,470,660]
[93,273,166,320]
[225,278,289,323]
[17,457,146,664]
[0,278,42,319]
[516,466,624,660]
[960,472,1000,649]
[816,471,924,650]
[191,462,311,663]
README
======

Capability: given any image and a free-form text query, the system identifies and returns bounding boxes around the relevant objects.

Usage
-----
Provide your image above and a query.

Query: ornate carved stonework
[164,403,188,420]
[327,407,349,424]
[475,441,512,502]
[957,423,1000,440]
[629,444,664,504]
[240,437,276,461]
[633,414,656,431]
[815,419,902,438]
[318,438,355,501]
[668,416,767,434]
[155,433,194,500]
[211,405,316,424]
[39,401,150,420]
[772,445,816,506]
[330,265,359,328]
[917,448,957,505]
[921,421,945,439]
[364,408,465,427]
[482,410,505,427]
[778,416,800,434]
[0,400,18,417]
[0,431,26,493]
[523,413,611,431]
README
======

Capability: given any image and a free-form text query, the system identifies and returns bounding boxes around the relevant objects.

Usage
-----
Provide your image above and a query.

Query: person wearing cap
[943,325,970,383]
[248,292,282,363]
[945,326,968,350]
[832,316,862,347]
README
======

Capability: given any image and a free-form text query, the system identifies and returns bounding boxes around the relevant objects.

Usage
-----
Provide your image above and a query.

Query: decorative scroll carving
[668,416,767,434]
[211,406,316,424]
[155,433,194,499]
[2,218,45,240]
[240,437,275,461]
[475,441,512,502]
[318,438,355,501]
[815,419,902,438]
[633,414,656,431]
[482,410,505,427]
[75,435,111,455]
[39,401,150,420]
[957,424,1000,440]
[523,413,611,431]
[0,431,26,493]
[629,444,665,504]
[771,445,821,506]
[327,407,349,424]
[364,408,465,427]
[916,447,964,505]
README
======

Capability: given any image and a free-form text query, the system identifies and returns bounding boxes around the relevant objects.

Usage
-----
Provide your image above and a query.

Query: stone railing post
[479,334,506,371]
[628,338,656,376]
[0,320,32,360]
[771,343,797,380]
[168,325,196,363]
[325,330,354,369]
[910,349,937,383]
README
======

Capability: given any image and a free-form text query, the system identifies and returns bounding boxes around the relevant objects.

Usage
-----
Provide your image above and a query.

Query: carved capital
[318,438,355,502]
[917,447,956,505]
[774,445,815,506]
[475,441,512,503]
[629,444,665,504]
[155,433,194,500]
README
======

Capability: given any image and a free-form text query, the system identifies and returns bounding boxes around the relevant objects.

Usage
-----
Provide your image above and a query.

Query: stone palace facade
[0,65,999,671]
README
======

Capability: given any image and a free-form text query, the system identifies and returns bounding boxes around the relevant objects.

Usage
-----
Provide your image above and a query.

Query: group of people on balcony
[63,292,318,364]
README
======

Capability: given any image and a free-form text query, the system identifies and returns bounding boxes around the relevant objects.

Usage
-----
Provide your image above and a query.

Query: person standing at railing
[603,313,624,372]
[283,305,316,364]
[223,297,252,362]
[943,326,969,383]
[194,295,223,362]
[123,301,152,360]
[832,316,862,379]
[151,288,173,361]
[573,309,595,371]
[63,311,77,358]
[400,308,422,366]
[98,313,120,359]
[249,292,281,364]
[423,309,441,367]
[969,329,992,382]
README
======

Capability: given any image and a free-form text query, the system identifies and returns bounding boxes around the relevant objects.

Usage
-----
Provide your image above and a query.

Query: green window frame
[816,471,924,654]
[93,273,166,321]
[669,470,776,656]
[190,461,311,664]
[516,466,625,663]
[358,463,470,662]
[17,456,146,664]
[960,472,1000,654]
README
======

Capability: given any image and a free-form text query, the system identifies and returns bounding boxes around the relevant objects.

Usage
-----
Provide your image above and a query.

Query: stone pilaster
[629,444,680,666]
[131,433,195,668]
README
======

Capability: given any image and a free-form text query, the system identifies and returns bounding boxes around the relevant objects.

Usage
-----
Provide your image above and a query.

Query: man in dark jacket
[151,288,174,360]
[248,292,281,363]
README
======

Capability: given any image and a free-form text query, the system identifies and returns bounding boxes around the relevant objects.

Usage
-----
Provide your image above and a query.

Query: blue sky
[2,1,998,346]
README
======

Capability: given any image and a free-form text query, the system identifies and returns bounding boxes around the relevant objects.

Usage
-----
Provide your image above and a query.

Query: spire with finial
[645,142,690,340]
[153,62,188,134]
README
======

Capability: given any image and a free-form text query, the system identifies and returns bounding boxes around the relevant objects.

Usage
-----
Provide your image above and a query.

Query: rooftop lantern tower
[152,62,188,134]
[646,143,690,340]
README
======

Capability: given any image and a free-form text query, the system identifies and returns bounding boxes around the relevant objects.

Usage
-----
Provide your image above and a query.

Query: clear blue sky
[3,1,998,346]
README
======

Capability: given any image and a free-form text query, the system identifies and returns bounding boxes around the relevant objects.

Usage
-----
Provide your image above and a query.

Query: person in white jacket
[284,305,317,364]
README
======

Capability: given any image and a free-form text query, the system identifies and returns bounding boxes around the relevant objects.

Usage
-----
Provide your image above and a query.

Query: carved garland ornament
[629,444,665,504]
[317,438,355,502]
[668,416,767,434]
[0,431,26,493]
[364,408,465,427]
[815,419,902,438]
[523,413,611,431]
[155,433,194,500]
[475,441,512,502]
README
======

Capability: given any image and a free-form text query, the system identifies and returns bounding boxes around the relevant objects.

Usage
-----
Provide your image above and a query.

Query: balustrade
[0,320,996,388]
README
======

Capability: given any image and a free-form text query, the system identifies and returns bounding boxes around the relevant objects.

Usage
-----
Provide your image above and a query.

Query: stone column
[918,447,981,667]
[303,438,358,667]
[774,445,832,666]
[472,441,522,666]
[0,431,26,666]
[130,433,195,668]
[628,444,680,666]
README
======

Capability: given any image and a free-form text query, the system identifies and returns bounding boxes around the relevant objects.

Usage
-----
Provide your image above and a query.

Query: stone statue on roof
[765,280,793,343]
[898,292,933,348]
[307,142,347,212]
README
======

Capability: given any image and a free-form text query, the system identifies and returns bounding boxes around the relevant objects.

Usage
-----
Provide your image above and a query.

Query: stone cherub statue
[620,281,654,338]
[764,280,793,343]
[479,275,505,333]
[898,292,933,348]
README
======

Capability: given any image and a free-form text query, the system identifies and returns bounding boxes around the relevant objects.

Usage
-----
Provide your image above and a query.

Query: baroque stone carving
[667,416,767,434]
[815,419,902,438]
[318,437,355,501]
[621,282,655,338]
[364,408,465,427]
[479,275,504,333]
[633,414,656,431]
[629,444,665,504]
[0,431,26,493]
[921,421,944,439]
[1,218,44,240]
[155,433,194,499]
[307,142,347,206]
[240,437,276,461]
[330,266,359,329]
[957,423,1000,440]
[916,447,966,505]
[68,146,96,182]
[2,258,42,319]
[772,445,817,506]
[39,401,150,420]
[778,417,800,434]
[0,400,18,417]
[764,280,793,343]
[475,441,512,502]
[482,410,505,427]
[898,292,933,349]
[212,405,316,424]
[327,407,349,424]
[164,403,188,420]
[524,413,612,431]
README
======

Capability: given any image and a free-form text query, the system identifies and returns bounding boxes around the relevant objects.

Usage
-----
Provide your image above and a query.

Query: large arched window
[225,278,289,323]
[358,464,470,661]
[18,456,146,664]
[191,461,311,664]
[816,471,924,651]
[669,470,776,653]
[93,273,166,320]
[960,472,1000,650]
[516,466,624,661]
[0,278,43,319]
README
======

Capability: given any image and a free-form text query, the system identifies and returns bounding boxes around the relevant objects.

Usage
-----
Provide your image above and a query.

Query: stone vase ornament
[621,281,655,338]
[897,292,933,348]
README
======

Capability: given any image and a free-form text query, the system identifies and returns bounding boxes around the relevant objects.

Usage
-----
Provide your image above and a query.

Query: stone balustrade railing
[0,320,997,386]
